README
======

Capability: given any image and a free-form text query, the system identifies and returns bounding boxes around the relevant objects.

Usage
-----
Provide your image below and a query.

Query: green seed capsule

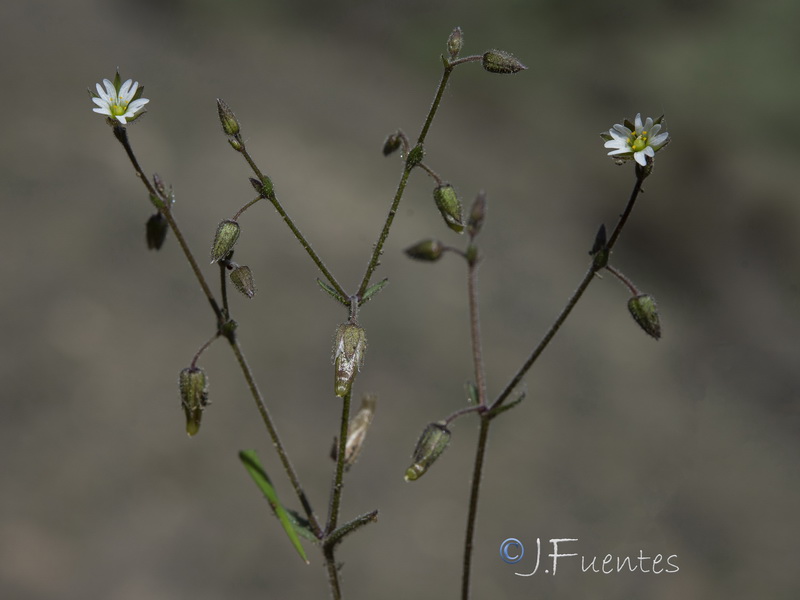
[405,421,451,481]
[627,294,661,340]
[481,49,527,74]
[210,220,240,263]
[433,184,464,233]
[179,367,209,436]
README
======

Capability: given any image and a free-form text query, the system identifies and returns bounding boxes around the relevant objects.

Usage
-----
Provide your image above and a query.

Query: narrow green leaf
[316,278,347,305]
[239,450,309,564]
[465,381,479,404]
[360,278,388,305]
[488,391,526,420]
[286,509,319,542]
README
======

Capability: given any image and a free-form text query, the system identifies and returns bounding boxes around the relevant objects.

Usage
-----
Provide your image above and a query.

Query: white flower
[91,74,149,124]
[603,113,669,166]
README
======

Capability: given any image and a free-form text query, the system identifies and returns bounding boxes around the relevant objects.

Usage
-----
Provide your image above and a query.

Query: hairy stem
[113,125,223,322]
[491,170,646,410]
[467,250,487,406]
[461,414,490,600]
[323,390,352,600]
[357,60,456,297]
[326,390,352,534]
[239,145,348,301]
[228,338,323,537]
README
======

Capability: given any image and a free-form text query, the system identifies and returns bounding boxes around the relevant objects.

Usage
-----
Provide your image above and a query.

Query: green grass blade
[239,450,310,564]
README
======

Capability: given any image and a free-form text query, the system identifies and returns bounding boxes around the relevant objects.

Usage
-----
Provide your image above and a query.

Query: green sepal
[406,144,425,168]
[239,450,310,564]
[316,278,347,305]
[149,193,166,211]
[112,70,121,92]
[360,278,388,305]
[286,509,320,543]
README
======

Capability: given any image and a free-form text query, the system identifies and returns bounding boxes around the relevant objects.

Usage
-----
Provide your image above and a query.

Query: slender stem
[190,333,219,368]
[357,61,456,297]
[491,170,646,410]
[417,60,455,146]
[461,414,490,600]
[228,338,323,537]
[239,146,348,301]
[323,390,352,600]
[219,262,230,319]
[112,125,325,547]
[232,195,262,220]
[324,545,342,600]
[444,404,483,427]
[466,250,487,406]
[356,167,412,298]
[113,125,224,322]
[326,390,352,534]
[605,264,640,295]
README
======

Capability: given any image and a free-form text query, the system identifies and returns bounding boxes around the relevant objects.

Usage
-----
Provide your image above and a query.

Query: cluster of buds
[179,367,209,436]
[332,322,367,397]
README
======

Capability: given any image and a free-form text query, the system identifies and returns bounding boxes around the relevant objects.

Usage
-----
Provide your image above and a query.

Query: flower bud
[230,265,256,298]
[332,395,377,470]
[249,176,274,199]
[627,294,661,340]
[179,367,209,436]
[433,184,464,233]
[383,133,402,156]
[146,212,169,250]
[333,322,367,397]
[210,219,240,263]
[467,191,487,237]
[404,239,444,262]
[405,421,451,481]
[447,26,463,59]
[216,98,240,136]
[482,49,527,74]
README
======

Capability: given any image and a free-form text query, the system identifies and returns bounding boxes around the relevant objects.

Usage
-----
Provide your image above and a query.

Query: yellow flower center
[631,134,648,153]
[110,98,128,117]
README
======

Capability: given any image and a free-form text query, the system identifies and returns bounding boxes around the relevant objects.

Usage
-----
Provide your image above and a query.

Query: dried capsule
[332,395,377,470]
[467,191,487,238]
[332,322,367,397]
[230,265,256,298]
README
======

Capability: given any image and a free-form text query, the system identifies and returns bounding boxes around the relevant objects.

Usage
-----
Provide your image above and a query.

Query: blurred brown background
[1,1,798,598]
